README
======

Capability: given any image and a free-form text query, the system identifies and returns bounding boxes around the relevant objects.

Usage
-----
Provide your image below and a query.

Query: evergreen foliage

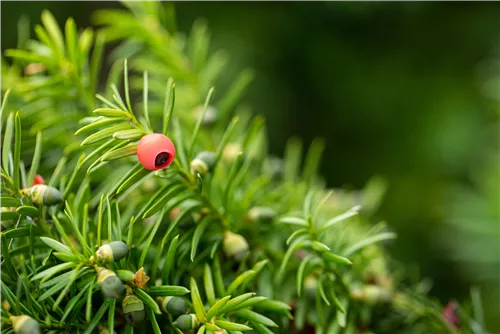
[0,2,490,333]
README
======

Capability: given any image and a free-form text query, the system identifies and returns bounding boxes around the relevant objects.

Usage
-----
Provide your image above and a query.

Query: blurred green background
[2,1,499,329]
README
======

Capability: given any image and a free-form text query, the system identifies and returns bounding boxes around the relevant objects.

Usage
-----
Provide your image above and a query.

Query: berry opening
[155,152,171,167]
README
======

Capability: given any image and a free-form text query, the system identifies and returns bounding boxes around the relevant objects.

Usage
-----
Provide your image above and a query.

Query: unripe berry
[122,294,146,325]
[159,296,187,317]
[223,231,249,262]
[32,174,45,186]
[10,315,41,334]
[173,313,198,331]
[96,267,125,299]
[190,151,216,176]
[95,241,130,263]
[136,134,176,171]
[22,185,63,206]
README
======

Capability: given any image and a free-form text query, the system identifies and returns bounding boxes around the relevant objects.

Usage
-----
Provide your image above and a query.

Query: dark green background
[2,1,499,327]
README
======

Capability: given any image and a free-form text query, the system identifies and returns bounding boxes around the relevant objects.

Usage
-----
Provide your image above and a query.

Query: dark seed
[155,152,170,166]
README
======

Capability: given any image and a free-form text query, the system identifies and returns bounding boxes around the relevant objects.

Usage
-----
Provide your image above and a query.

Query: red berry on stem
[137,134,176,171]
[33,174,45,185]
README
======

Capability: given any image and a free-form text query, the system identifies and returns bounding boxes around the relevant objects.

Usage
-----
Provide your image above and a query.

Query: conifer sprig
[0,2,490,334]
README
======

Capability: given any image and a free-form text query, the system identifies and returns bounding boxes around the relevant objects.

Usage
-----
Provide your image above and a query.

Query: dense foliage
[0,3,492,333]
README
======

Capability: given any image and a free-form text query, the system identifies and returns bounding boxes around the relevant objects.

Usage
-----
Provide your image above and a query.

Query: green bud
[222,143,241,162]
[192,207,210,223]
[98,324,117,334]
[173,314,198,331]
[263,156,284,180]
[160,296,187,317]
[10,315,41,334]
[122,294,145,324]
[351,284,392,306]
[223,231,249,262]
[1,207,15,230]
[248,206,276,223]
[171,202,197,228]
[190,151,216,176]
[22,185,63,206]
[193,105,217,126]
[96,267,125,299]
[304,274,318,299]
[310,241,330,253]
[96,241,130,263]
[98,327,111,334]
[116,269,135,282]
[141,178,158,192]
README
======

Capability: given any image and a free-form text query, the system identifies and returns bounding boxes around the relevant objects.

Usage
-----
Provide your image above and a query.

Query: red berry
[442,301,459,328]
[33,174,45,186]
[137,134,176,171]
